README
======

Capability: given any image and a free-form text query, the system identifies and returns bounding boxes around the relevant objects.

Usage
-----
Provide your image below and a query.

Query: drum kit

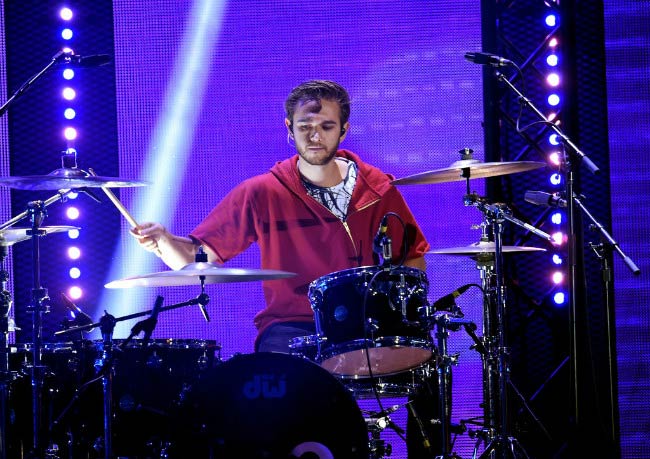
[0,151,550,459]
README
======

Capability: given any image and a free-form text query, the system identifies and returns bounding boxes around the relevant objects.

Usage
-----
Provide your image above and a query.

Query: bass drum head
[169,352,369,458]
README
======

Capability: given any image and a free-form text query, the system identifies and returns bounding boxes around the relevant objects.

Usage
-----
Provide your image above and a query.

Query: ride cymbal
[427,241,546,256]
[105,262,296,288]
[0,168,148,190]
[391,160,546,185]
[0,226,79,246]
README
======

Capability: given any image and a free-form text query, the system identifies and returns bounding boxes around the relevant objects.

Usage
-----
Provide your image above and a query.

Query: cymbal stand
[0,190,76,458]
[467,245,551,457]
[463,195,551,459]
[0,246,12,459]
[25,200,51,458]
[430,310,477,459]
[96,312,117,459]
[471,222,500,447]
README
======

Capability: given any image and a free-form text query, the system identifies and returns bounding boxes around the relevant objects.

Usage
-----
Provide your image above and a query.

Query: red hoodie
[190,149,430,345]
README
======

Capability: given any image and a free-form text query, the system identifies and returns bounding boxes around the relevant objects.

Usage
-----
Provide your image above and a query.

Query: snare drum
[309,265,434,378]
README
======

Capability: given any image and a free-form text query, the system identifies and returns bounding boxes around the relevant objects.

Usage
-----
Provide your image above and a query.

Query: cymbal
[0,226,79,246]
[391,160,546,185]
[104,262,296,288]
[0,168,148,190]
[427,241,546,256]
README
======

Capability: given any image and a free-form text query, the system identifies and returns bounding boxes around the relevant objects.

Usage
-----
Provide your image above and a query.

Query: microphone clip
[373,214,393,268]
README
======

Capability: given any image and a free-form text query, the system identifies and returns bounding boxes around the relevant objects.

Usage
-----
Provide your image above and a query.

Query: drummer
[133,79,439,458]
[131,79,430,353]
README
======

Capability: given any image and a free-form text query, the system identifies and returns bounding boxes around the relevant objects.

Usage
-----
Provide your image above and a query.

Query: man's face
[287,98,348,166]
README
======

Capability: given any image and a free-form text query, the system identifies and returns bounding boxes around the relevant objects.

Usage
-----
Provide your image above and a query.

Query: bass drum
[167,352,369,458]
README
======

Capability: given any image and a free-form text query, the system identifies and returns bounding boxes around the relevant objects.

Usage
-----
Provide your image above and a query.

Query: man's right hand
[130,222,168,254]
[130,222,198,269]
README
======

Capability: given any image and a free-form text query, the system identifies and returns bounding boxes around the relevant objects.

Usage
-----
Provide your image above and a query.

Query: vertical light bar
[58,6,85,302]
[544,3,567,306]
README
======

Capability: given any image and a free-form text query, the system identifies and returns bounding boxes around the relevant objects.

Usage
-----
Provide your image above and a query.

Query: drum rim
[309,264,428,290]
[93,338,221,349]
[320,336,434,356]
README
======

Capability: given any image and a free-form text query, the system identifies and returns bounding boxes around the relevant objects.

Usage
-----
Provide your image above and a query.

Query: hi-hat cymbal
[427,241,546,256]
[104,262,296,288]
[391,160,546,185]
[0,226,79,246]
[0,168,148,190]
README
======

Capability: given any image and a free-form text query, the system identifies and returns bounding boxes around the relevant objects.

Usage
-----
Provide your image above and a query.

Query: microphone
[120,295,164,351]
[193,248,211,322]
[142,295,163,347]
[524,190,567,208]
[464,52,513,67]
[406,401,432,452]
[373,214,393,266]
[60,292,95,328]
[78,187,103,203]
[58,53,112,68]
[197,293,210,322]
[432,284,472,311]
[373,214,389,256]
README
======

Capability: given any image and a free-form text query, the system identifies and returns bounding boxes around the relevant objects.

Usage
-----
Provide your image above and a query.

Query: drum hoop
[309,264,428,290]
[10,342,85,354]
[93,338,220,350]
[319,336,433,358]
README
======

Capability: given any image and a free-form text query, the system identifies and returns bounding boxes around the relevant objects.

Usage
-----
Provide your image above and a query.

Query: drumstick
[88,168,139,228]
[88,168,162,256]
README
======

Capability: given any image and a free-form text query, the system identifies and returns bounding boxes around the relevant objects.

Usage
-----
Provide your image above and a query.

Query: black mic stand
[0,50,71,118]
[580,196,639,448]
[493,68,638,455]
[491,71,598,436]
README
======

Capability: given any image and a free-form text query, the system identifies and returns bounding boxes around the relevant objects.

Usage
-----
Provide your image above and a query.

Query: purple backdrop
[104,1,484,457]
[605,1,650,457]
[0,0,647,458]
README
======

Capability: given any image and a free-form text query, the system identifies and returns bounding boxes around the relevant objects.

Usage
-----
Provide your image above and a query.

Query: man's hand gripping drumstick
[87,169,205,270]
[87,168,163,257]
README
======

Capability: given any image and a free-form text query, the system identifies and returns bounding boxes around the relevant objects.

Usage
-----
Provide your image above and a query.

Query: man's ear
[339,122,350,140]
[285,118,293,137]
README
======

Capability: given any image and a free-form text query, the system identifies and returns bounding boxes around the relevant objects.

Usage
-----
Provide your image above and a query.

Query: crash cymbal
[0,168,148,190]
[427,241,546,256]
[391,160,546,185]
[104,262,296,288]
[0,226,79,246]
